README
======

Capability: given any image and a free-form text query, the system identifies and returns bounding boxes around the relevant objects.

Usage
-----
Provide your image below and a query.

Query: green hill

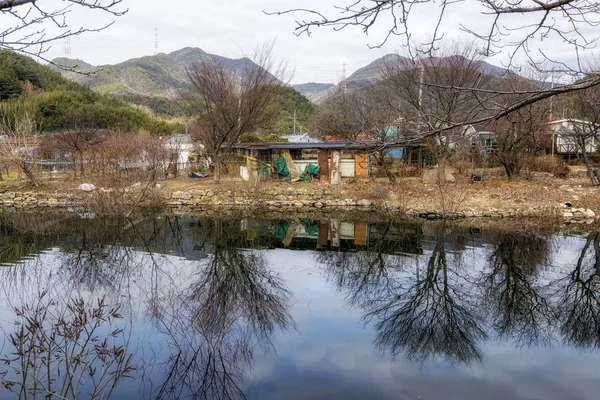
[51,48,314,133]
[263,86,314,134]
[0,50,180,134]
[51,47,279,99]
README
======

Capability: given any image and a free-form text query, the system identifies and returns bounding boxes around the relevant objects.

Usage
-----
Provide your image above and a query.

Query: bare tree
[383,45,491,182]
[49,126,107,179]
[487,76,551,179]
[269,1,600,119]
[0,0,126,62]
[180,45,285,181]
[313,84,402,182]
[0,111,40,186]
[559,86,600,185]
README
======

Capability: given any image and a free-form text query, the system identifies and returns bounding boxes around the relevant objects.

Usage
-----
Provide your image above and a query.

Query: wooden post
[317,220,329,248]
[330,150,340,184]
[355,153,369,177]
[354,222,367,246]
[330,219,340,247]
[318,151,329,183]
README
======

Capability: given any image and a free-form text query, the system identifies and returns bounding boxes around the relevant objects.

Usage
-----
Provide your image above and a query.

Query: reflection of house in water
[257,219,423,255]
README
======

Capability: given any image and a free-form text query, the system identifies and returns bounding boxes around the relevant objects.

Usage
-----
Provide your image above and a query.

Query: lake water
[1,212,599,399]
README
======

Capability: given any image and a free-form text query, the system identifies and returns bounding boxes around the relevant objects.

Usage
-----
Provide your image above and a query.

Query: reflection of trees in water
[1,215,294,400]
[322,221,486,364]
[147,219,294,400]
[320,221,416,307]
[366,223,486,364]
[556,232,600,348]
[483,233,555,346]
[0,212,67,266]
[0,214,188,298]
[321,220,600,363]
[7,213,600,387]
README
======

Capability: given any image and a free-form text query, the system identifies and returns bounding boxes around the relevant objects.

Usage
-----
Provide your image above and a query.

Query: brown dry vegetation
[2,163,599,216]
[153,166,600,215]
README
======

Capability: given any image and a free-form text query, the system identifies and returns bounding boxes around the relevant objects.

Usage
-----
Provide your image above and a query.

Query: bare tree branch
[269,0,600,111]
[1,0,127,65]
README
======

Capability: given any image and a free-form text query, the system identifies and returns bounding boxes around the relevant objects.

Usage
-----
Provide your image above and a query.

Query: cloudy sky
[31,0,599,84]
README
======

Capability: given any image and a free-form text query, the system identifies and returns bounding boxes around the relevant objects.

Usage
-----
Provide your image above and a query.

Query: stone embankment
[0,186,596,222]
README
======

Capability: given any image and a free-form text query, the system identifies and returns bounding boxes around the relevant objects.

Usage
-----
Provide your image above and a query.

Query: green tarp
[257,160,270,177]
[300,163,320,182]
[300,219,320,236]
[307,163,320,175]
[274,155,289,177]
[273,220,290,242]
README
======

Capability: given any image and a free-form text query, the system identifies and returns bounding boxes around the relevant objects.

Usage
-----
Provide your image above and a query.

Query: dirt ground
[1,165,598,214]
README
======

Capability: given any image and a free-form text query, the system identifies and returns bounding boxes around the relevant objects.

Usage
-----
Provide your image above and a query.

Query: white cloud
[4,1,598,86]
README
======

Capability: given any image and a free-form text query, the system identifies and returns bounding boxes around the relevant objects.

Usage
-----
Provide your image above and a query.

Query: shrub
[528,155,570,178]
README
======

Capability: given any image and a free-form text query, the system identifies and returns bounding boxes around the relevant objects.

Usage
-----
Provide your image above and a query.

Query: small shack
[232,141,423,182]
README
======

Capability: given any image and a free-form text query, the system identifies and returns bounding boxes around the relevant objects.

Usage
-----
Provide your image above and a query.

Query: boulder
[172,191,191,200]
[422,168,456,183]
[357,199,373,208]
[585,209,596,218]
[78,183,96,192]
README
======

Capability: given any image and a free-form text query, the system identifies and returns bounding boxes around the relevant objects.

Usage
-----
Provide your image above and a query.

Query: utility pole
[342,62,347,94]
[418,57,424,113]
[417,56,424,137]
[237,75,242,135]
[549,69,555,116]
[293,109,296,134]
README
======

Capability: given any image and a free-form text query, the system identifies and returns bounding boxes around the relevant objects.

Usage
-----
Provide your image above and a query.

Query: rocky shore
[0,184,596,222]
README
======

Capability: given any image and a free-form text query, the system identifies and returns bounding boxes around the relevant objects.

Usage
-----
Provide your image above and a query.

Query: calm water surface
[1,212,599,399]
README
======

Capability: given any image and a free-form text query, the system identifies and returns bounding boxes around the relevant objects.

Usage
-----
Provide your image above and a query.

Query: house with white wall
[547,119,600,155]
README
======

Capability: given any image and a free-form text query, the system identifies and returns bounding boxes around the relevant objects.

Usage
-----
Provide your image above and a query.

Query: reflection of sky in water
[244,248,600,400]
[1,217,600,399]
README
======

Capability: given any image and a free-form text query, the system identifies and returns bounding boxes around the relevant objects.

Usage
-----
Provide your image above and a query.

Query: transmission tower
[154,27,159,55]
[63,38,72,58]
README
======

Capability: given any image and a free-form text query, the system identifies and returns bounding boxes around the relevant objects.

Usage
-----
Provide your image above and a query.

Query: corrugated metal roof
[232,141,421,150]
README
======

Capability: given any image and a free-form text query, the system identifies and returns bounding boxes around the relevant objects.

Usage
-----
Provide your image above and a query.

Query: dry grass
[3,165,600,214]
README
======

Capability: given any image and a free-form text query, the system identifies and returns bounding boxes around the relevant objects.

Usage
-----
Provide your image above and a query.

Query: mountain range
[52,47,266,99]
[51,47,517,104]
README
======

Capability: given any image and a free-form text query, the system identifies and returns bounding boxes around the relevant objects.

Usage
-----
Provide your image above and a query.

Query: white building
[164,134,195,173]
[547,119,600,155]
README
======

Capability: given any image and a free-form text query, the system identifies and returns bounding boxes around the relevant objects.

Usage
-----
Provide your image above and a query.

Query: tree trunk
[377,152,396,183]
[19,162,39,187]
[213,152,220,182]
[579,136,598,185]
[79,152,85,179]
[437,134,451,184]
[437,155,446,184]
[502,163,514,180]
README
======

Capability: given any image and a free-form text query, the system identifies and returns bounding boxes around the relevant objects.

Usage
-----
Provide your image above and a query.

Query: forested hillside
[0,50,180,134]
[262,86,314,134]
[52,48,315,133]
